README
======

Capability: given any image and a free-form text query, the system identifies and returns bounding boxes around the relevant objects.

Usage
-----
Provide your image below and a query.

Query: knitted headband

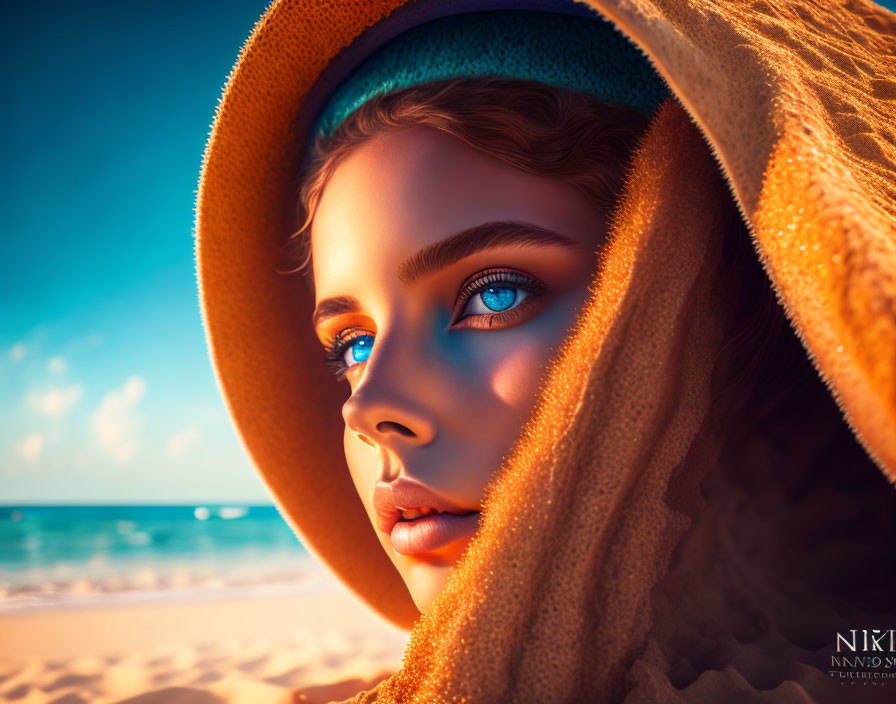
[305,7,671,144]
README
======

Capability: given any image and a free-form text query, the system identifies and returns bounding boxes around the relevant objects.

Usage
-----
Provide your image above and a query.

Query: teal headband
[310,9,670,142]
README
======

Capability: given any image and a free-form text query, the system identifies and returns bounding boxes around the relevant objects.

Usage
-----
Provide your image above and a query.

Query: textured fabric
[342,99,741,701]
[195,0,896,701]
[591,0,896,477]
[311,10,670,139]
[337,98,896,704]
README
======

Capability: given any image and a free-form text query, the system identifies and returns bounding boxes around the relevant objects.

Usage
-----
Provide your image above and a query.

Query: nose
[341,333,439,448]
[343,392,438,448]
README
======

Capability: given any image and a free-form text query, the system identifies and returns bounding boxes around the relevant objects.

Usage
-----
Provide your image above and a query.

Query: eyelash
[324,328,370,380]
[323,267,546,380]
[450,267,545,328]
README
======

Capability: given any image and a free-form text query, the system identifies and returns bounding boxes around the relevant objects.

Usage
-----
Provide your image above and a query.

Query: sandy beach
[0,581,408,704]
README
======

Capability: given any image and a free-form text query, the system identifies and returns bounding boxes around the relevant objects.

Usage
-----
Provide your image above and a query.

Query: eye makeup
[449,267,547,329]
[324,328,374,380]
[321,266,548,380]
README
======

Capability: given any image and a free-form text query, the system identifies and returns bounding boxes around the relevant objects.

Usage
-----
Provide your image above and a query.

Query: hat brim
[196,0,420,629]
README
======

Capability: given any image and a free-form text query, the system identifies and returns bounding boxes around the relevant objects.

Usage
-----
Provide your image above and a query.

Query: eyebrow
[397,220,582,284]
[312,295,361,329]
[311,221,584,328]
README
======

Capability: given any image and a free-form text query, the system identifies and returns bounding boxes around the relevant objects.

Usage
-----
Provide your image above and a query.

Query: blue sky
[2,1,894,504]
[1,1,271,503]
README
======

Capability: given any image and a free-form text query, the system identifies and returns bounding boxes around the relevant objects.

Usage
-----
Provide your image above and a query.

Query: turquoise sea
[0,505,325,613]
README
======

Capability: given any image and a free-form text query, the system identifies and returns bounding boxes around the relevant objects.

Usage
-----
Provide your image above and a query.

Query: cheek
[485,290,588,418]
[489,341,546,411]
[343,424,377,517]
[343,425,400,565]
[490,286,591,408]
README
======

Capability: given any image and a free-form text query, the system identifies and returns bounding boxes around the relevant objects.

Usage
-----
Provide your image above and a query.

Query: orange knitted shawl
[336,2,896,701]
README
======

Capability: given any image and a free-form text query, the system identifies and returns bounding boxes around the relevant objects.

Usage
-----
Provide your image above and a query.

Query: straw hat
[195,0,896,632]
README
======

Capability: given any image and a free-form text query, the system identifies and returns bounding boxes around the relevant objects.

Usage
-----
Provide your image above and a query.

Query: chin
[385,530,478,614]
[401,559,454,614]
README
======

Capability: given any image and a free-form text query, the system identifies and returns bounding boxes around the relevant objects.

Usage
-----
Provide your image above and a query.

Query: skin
[311,125,609,613]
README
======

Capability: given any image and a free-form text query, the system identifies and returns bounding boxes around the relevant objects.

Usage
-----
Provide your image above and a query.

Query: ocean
[0,505,328,613]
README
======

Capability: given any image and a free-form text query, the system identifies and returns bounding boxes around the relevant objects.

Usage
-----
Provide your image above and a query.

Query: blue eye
[480,287,517,311]
[343,334,374,367]
[462,284,529,317]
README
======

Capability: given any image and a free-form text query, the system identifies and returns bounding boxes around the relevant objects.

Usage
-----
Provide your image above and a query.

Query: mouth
[373,477,482,555]
[390,508,482,555]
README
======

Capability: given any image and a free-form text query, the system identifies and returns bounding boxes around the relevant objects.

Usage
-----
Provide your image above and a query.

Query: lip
[373,477,480,554]
[390,511,482,555]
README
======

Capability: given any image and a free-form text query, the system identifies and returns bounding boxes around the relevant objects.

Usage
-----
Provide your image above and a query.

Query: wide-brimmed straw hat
[195,0,896,631]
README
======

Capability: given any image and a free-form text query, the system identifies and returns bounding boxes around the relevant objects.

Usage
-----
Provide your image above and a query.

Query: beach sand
[0,584,408,704]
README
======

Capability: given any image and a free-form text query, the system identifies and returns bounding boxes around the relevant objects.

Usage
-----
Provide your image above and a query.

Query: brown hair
[289,76,810,427]
[289,77,652,278]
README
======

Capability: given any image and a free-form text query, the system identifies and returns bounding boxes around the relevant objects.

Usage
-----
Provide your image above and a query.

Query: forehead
[309,125,596,301]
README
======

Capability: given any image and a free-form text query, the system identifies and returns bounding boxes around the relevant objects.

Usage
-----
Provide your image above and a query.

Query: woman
[196,0,896,702]
[294,74,656,614]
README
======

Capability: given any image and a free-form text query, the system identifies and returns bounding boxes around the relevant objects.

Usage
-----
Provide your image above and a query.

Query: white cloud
[48,356,67,374]
[26,384,84,417]
[168,425,201,459]
[9,343,26,362]
[93,376,147,463]
[18,432,44,463]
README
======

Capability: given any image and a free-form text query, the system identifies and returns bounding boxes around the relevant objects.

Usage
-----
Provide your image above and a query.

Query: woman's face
[310,125,607,612]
